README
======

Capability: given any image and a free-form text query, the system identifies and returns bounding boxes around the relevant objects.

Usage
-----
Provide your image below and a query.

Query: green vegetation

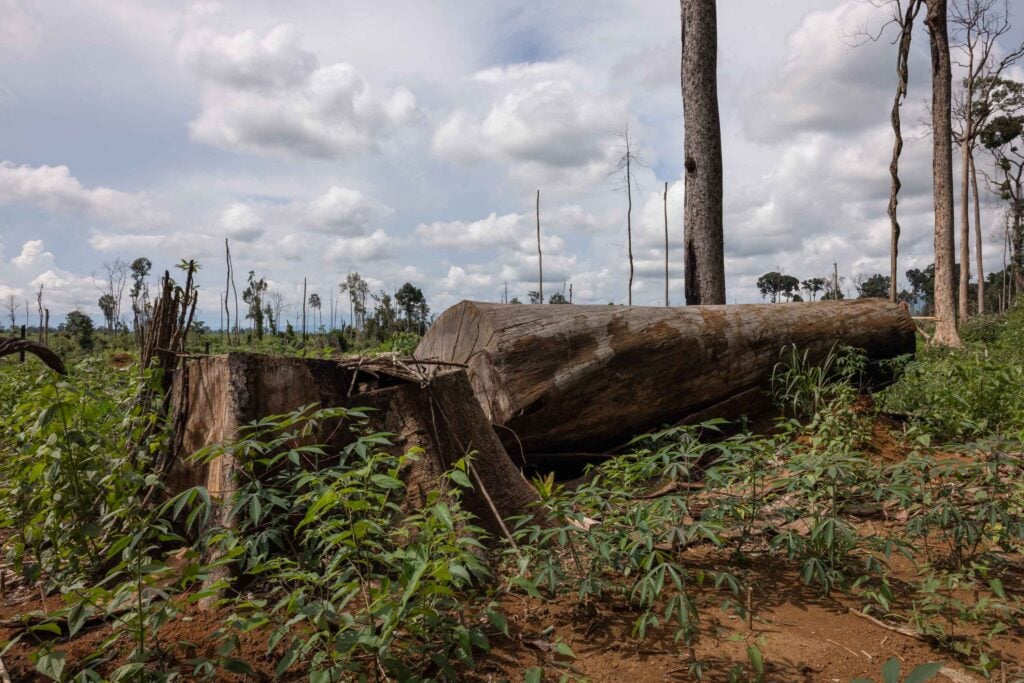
[1,306,1023,680]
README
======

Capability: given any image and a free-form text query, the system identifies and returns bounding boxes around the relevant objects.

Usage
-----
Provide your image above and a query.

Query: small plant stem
[746,586,753,629]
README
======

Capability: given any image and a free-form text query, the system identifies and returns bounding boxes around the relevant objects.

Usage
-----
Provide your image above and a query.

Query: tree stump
[169,353,538,540]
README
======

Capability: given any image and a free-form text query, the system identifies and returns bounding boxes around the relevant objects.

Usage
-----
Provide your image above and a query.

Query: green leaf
[29,622,63,636]
[450,469,473,489]
[553,641,576,659]
[881,657,901,683]
[275,641,300,678]
[747,644,764,677]
[35,650,66,681]
[989,578,1006,599]
[67,603,88,638]
[524,667,544,683]
[222,658,255,675]
[511,576,543,599]
[904,662,943,683]
[487,609,508,635]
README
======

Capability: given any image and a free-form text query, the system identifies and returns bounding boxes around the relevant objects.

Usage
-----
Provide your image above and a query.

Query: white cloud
[432,73,625,187]
[219,202,263,241]
[744,1,914,142]
[10,239,50,269]
[325,228,395,263]
[297,186,393,234]
[416,212,522,250]
[179,20,417,158]
[0,161,164,226]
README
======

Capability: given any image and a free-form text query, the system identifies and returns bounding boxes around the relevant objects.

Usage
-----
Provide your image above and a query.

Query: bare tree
[681,0,726,305]
[94,259,128,335]
[950,0,1024,318]
[3,294,16,333]
[35,284,44,343]
[612,127,643,305]
[664,181,670,306]
[536,190,543,304]
[267,291,288,335]
[926,0,964,347]
[860,0,925,302]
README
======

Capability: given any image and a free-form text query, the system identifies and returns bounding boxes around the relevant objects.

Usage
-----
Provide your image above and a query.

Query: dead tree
[612,127,642,305]
[681,0,726,305]
[536,189,543,304]
[35,284,44,343]
[664,181,670,306]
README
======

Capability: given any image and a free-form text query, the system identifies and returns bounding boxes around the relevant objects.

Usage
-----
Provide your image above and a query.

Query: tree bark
[415,300,916,455]
[664,181,670,306]
[970,150,984,314]
[959,136,972,320]
[537,189,543,304]
[169,355,538,541]
[681,0,726,305]
[925,0,963,347]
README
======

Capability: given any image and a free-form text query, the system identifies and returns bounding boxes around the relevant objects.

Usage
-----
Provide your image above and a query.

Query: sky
[1,0,1023,327]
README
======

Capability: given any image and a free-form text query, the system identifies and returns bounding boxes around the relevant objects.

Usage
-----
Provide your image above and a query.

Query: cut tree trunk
[415,300,916,455]
[169,353,538,540]
[0,337,66,375]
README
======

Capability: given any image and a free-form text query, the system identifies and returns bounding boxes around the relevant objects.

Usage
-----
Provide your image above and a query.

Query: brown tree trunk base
[168,353,538,599]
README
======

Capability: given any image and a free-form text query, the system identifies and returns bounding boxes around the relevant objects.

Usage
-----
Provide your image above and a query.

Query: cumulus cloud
[179,20,417,158]
[219,202,263,241]
[0,161,164,226]
[744,1,914,142]
[432,65,625,187]
[416,212,522,250]
[325,229,395,263]
[297,186,393,234]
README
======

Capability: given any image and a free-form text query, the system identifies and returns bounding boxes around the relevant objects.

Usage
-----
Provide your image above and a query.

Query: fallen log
[0,337,66,375]
[414,300,916,454]
[169,353,538,539]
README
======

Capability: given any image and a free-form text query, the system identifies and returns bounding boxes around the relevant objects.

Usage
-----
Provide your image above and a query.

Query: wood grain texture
[415,301,916,454]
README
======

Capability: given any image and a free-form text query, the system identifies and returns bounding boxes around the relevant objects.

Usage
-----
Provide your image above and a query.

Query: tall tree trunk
[970,150,984,314]
[664,181,670,306]
[959,137,972,320]
[681,0,725,305]
[627,150,634,306]
[958,44,976,321]
[536,189,543,304]
[926,0,963,347]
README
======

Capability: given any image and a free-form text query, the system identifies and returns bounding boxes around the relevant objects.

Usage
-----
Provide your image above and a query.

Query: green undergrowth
[881,304,1024,441]
[1,316,1023,681]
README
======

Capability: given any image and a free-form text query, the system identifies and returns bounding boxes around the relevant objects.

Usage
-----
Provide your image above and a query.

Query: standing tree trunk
[925,0,963,347]
[664,181,670,306]
[681,0,726,305]
[960,135,972,320]
[971,150,984,314]
[536,189,543,304]
[627,143,634,306]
